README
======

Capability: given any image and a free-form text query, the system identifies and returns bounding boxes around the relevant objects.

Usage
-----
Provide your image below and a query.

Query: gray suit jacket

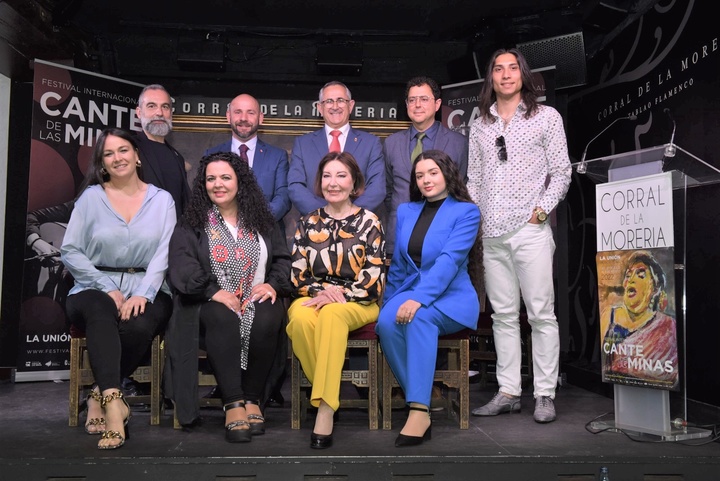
[382,122,468,254]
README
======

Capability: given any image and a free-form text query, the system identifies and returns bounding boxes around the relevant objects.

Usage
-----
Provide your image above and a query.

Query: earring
[136,159,142,167]
[100,167,108,175]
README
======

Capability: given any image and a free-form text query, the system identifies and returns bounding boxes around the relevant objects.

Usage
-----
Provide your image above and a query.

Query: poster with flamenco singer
[597,247,679,391]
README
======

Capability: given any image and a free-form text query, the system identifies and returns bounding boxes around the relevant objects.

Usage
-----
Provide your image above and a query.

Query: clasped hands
[108,290,147,322]
[212,283,277,314]
[396,299,421,325]
[302,285,347,310]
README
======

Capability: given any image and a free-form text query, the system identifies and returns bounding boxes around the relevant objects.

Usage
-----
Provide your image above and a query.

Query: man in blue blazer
[383,76,468,255]
[205,93,291,222]
[287,81,385,216]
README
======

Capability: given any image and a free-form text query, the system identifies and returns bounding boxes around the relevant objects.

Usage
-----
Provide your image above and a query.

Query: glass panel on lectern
[573,144,720,188]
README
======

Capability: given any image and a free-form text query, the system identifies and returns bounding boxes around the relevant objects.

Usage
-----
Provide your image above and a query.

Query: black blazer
[164,221,292,425]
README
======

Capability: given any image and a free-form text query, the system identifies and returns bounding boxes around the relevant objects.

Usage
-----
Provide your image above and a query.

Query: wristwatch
[534,207,548,223]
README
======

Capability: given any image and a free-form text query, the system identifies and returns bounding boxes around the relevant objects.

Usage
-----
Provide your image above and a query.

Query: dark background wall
[561,0,720,407]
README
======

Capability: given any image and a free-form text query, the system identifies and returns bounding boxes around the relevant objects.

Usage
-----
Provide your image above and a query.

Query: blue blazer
[385,196,480,328]
[205,139,291,222]
[287,126,385,215]
[383,122,468,252]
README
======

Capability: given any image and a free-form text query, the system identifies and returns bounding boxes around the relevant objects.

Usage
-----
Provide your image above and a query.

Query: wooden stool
[381,329,471,430]
[291,322,381,430]
[68,332,164,426]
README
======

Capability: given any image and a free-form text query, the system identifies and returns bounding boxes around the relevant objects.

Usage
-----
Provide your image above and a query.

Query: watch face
[537,211,548,222]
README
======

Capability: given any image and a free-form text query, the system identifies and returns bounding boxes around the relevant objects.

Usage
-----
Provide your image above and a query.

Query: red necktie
[239,144,249,163]
[329,130,341,153]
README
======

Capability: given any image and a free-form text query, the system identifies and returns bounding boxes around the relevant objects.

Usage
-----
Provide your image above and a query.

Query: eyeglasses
[319,98,351,107]
[496,136,507,162]
[406,96,434,105]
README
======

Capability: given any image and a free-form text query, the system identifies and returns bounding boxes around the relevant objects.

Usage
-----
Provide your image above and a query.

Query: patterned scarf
[205,205,260,369]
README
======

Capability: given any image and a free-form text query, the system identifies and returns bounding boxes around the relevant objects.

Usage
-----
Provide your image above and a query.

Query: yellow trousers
[286,298,378,411]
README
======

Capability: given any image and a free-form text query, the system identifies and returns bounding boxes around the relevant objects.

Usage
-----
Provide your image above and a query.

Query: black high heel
[98,390,131,450]
[244,400,265,436]
[84,387,105,435]
[224,401,252,443]
[395,405,432,447]
[310,432,333,449]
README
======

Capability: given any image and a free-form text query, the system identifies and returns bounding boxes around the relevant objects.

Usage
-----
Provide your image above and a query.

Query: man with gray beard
[134,84,190,219]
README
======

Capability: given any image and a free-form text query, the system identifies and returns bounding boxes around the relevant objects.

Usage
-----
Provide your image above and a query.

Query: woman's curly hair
[182,151,275,236]
[410,149,485,303]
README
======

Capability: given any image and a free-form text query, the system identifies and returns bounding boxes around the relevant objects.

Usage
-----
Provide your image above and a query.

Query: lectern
[574,143,720,441]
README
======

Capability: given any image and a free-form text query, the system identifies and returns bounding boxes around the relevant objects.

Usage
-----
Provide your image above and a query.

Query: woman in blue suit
[376,149,483,447]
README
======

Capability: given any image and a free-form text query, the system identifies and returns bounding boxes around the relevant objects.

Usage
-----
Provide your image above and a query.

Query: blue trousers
[376,292,464,406]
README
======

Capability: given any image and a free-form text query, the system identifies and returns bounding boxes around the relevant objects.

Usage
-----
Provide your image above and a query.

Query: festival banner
[440,67,556,137]
[595,172,678,390]
[18,60,143,381]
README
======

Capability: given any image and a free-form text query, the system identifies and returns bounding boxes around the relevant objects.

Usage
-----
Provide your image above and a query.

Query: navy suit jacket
[385,196,480,328]
[382,122,468,253]
[287,126,385,215]
[205,139,291,222]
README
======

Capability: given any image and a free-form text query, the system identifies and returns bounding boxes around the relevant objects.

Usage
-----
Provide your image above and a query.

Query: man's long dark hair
[182,151,274,236]
[478,47,539,123]
[409,149,484,303]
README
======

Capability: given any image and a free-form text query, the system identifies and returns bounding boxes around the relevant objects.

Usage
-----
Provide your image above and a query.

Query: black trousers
[199,299,285,406]
[66,289,172,392]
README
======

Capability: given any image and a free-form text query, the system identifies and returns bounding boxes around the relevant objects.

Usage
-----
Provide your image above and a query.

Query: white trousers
[483,222,559,398]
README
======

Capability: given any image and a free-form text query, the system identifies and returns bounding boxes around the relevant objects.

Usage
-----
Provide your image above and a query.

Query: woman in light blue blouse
[61,128,176,449]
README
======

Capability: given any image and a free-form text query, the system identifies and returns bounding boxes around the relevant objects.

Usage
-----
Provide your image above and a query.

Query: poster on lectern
[18,59,143,381]
[595,172,679,391]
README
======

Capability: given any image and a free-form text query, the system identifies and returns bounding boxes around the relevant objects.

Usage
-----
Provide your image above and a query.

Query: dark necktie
[329,130,342,153]
[411,132,426,163]
[239,144,249,163]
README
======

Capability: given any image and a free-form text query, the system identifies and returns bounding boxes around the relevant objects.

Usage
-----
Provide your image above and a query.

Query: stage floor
[1,374,718,480]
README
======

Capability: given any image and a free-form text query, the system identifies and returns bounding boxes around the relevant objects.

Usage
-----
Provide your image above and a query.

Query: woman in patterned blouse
[166,152,292,443]
[286,151,385,449]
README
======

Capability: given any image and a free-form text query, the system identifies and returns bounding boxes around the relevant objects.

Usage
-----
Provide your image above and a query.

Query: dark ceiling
[2,0,658,98]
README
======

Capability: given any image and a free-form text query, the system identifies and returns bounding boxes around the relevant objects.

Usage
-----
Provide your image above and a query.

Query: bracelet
[29,237,42,249]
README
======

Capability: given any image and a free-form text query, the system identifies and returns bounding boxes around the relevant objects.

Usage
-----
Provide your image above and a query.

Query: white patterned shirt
[467,102,571,238]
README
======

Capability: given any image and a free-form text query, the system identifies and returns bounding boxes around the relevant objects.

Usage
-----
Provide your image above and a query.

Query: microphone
[576,114,637,174]
[664,108,677,157]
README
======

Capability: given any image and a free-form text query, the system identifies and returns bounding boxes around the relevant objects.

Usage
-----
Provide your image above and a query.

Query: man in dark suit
[205,93,291,222]
[134,84,191,220]
[383,76,468,256]
[288,81,385,216]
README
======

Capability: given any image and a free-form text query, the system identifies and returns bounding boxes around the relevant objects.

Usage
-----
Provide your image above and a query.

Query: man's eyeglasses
[496,136,507,162]
[406,96,434,105]
[319,98,351,107]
